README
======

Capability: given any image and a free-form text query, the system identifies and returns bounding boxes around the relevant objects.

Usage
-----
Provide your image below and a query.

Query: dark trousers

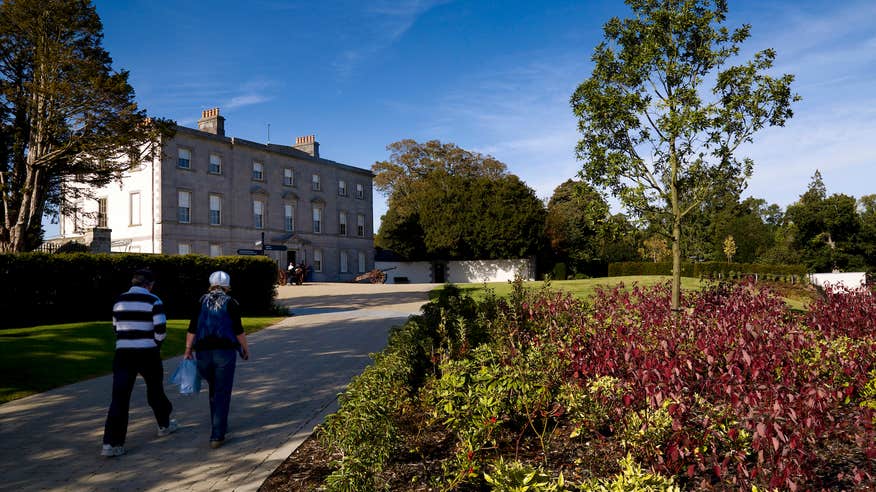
[196,349,237,441]
[103,348,172,446]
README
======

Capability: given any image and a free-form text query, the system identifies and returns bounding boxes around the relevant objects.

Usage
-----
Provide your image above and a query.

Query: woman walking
[184,271,250,448]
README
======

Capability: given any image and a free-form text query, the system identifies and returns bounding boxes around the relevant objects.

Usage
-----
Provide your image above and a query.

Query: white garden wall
[447,259,534,283]
[809,272,867,292]
[375,258,535,284]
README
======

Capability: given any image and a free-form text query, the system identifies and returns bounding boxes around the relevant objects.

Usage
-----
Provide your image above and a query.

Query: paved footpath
[0,282,435,491]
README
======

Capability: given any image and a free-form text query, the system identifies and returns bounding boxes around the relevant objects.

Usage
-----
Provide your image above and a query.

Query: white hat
[209,271,231,288]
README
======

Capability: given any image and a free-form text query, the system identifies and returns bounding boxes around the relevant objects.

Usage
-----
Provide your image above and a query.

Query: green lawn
[0,317,282,404]
[431,275,706,300]
[431,275,813,310]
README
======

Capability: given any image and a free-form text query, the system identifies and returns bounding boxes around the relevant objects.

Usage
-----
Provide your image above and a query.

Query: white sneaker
[101,444,125,457]
[157,419,179,437]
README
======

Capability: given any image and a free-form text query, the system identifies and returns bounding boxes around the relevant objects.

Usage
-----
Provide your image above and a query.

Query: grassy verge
[430,275,705,300]
[430,275,815,309]
[0,317,282,404]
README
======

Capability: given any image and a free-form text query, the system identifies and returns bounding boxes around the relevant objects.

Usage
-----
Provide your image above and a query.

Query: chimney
[198,107,225,136]
[293,134,319,159]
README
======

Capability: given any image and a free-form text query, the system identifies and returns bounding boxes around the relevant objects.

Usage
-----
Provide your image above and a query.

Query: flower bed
[264,281,876,491]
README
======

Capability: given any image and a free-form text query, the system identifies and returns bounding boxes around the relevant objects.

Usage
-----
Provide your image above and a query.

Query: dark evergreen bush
[0,253,277,328]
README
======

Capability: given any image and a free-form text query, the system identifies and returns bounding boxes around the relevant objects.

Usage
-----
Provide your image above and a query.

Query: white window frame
[253,200,265,229]
[129,192,141,226]
[209,153,222,174]
[355,183,364,199]
[97,197,108,228]
[252,160,264,181]
[178,190,192,224]
[339,212,347,236]
[338,180,347,196]
[284,203,295,232]
[283,168,294,186]
[178,243,192,255]
[312,206,322,233]
[340,251,349,273]
[210,244,222,257]
[209,194,222,226]
[357,214,365,237]
[177,148,191,169]
[311,173,321,191]
[313,249,323,272]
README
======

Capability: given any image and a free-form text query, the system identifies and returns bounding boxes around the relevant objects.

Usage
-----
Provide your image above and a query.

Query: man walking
[102,269,178,457]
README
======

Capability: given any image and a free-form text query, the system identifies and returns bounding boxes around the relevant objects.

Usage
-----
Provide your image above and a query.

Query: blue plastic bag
[169,358,202,395]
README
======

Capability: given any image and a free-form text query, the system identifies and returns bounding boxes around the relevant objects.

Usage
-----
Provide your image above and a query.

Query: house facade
[58,108,375,282]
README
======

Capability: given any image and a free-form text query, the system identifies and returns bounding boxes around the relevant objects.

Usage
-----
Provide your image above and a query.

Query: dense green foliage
[317,280,876,490]
[0,317,280,403]
[571,0,798,308]
[0,0,172,252]
[0,253,278,328]
[374,139,546,261]
[608,261,807,282]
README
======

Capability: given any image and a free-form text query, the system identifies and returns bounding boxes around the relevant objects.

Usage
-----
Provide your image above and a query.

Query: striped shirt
[112,286,167,349]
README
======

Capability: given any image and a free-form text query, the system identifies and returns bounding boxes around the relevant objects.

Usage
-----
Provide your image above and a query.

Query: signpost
[236,249,262,256]
[264,244,288,251]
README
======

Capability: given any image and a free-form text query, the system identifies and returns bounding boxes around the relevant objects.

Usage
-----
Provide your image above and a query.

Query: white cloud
[225,94,271,109]
[331,0,450,77]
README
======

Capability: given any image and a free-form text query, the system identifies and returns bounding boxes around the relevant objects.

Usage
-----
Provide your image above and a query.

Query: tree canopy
[571,0,798,308]
[544,179,615,272]
[0,0,170,252]
[374,140,545,261]
[785,171,862,272]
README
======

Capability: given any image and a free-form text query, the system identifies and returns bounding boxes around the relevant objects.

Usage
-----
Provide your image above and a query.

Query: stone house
[57,108,375,282]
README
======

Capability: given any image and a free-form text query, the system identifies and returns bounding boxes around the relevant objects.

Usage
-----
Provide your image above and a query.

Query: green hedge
[0,253,278,329]
[608,261,808,282]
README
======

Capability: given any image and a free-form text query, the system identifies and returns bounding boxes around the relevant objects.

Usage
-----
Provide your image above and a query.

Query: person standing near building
[102,269,178,457]
[184,271,250,448]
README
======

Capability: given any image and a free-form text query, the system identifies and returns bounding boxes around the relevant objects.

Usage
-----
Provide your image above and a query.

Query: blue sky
[47,0,876,235]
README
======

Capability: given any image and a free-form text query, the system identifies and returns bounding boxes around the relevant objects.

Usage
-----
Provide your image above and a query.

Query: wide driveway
[0,282,436,491]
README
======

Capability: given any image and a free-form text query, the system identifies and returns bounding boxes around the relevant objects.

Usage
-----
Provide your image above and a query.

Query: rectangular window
[338,180,347,196]
[210,244,222,257]
[178,190,192,223]
[130,192,141,226]
[283,168,294,186]
[209,194,222,225]
[340,251,348,273]
[178,243,192,255]
[355,183,364,199]
[357,214,365,237]
[252,161,264,181]
[97,197,108,228]
[209,153,222,174]
[339,212,347,235]
[358,251,366,273]
[178,148,191,169]
[313,249,323,272]
[312,207,322,233]
[253,200,264,229]
[284,204,295,232]
[311,173,321,191]
[72,201,83,233]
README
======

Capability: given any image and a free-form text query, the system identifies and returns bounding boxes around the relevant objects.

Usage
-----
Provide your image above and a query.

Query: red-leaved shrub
[564,281,876,490]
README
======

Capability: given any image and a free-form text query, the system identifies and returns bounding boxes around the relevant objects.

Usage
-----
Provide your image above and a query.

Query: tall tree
[544,179,612,271]
[571,0,798,309]
[785,172,861,272]
[374,140,545,260]
[0,0,170,252]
